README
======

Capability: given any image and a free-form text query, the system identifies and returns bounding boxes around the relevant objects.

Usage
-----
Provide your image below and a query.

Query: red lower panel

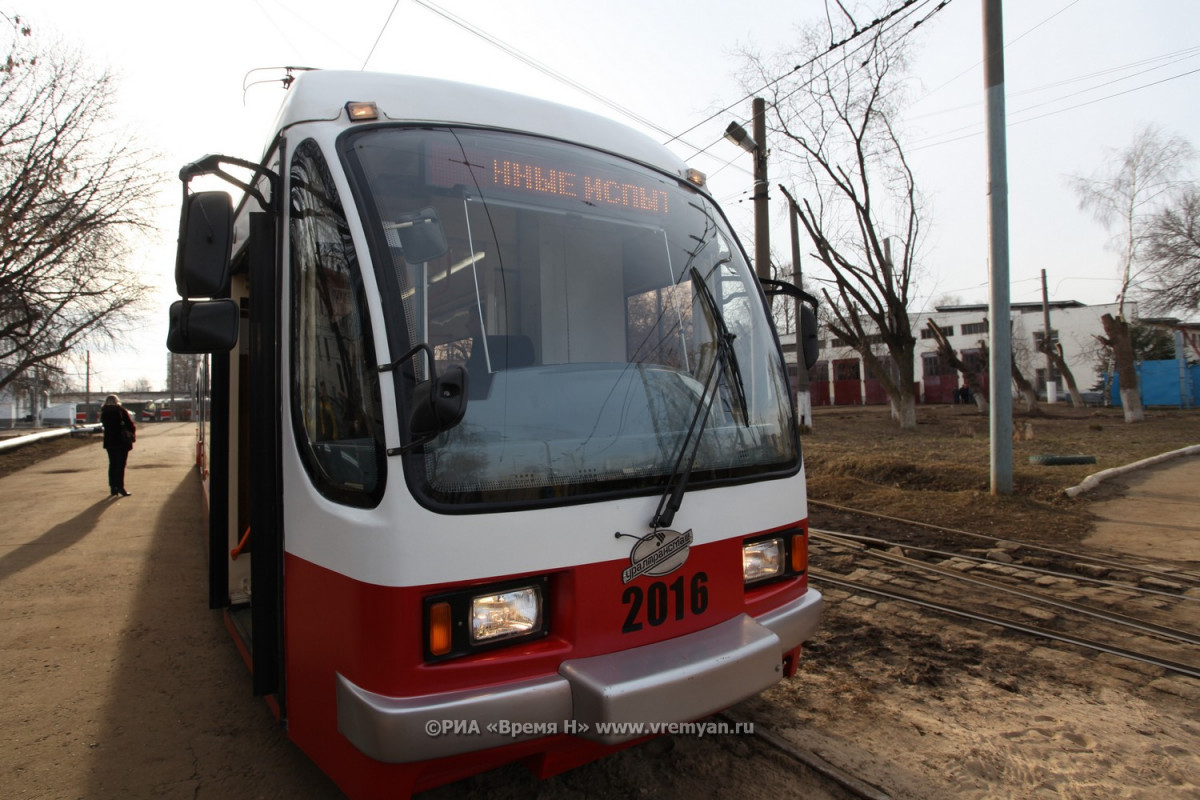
[281,520,810,799]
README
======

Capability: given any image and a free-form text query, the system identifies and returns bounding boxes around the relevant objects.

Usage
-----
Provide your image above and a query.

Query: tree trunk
[1010,353,1042,414]
[925,320,987,413]
[795,390,813,431]
[890,391,917,429]
[1037,340,1086,408]
[1100,313,1145,422]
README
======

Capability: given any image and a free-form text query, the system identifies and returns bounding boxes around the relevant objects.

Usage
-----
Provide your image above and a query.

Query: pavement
[1086,453,1200,564]
[0,423,342,799]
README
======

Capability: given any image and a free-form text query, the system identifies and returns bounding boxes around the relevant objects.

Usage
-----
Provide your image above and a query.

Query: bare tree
[1069,125,1193,423]
[0,17,158,395]
[1009,350,1041,415]
[925,320,987,412]
[1139,185,1200,313]
[740,15,922,428]
[1035,338,1086,408]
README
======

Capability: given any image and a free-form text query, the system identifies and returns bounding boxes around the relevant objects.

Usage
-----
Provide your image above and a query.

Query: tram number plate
[621,572,708,633]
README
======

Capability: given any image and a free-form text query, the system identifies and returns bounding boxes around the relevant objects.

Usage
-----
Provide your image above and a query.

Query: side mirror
[799,304,820,370]
[388,207,448,263]
[409,365,468,440]
[760,278,821,370]
[176,191,234,298]
[167,299,240,354]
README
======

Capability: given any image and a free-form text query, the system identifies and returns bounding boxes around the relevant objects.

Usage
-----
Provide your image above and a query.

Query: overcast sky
[21,0,1200,391]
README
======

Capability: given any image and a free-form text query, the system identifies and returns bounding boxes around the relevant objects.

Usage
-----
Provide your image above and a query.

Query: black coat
[101,404,136,451]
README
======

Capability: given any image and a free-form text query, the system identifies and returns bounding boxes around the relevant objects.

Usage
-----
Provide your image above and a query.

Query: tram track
[814,529,1200,646]
[809,499,1200,585]
[810,516,1200,682]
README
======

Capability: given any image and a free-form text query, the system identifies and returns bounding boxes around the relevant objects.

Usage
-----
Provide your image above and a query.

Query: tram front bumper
[336,588,822,762]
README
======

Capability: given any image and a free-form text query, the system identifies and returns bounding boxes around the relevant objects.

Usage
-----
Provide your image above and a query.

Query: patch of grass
[803,404,1200,543]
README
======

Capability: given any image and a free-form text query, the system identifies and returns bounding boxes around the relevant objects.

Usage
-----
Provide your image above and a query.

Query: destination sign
[490,159,669,215]
[427,140,671,216]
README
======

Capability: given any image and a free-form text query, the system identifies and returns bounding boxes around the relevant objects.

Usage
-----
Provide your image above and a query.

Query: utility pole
[752,97,770,282]
[1041,269,1054,403]
[779,185,811,427]
[85,351,92,422]
[983,0,1013,495]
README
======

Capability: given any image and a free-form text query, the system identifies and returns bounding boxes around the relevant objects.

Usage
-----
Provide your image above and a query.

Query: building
[781,300,1130,407]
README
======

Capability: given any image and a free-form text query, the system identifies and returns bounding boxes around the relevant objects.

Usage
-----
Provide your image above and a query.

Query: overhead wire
[411,0,694,147]
[908,65,1200,153]
[683,0,950,166]
[361,0,402,70]
[666,0,937,151]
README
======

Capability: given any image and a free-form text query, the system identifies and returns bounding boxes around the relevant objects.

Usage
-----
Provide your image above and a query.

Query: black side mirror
[409,365,468,441]
[167,299,240,354]
[388,207,448,263]
[176,191,234,298]
[760,278,820,370]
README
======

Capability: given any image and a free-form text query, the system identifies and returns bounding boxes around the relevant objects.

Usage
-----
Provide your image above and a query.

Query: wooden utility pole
[752,97,770,281]
[983,0,1013,494]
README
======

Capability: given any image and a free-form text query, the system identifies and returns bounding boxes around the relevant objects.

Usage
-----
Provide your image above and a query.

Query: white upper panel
[268,70,691,182]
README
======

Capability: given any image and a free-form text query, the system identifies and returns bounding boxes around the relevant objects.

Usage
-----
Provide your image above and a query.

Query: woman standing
[100,394,136,496]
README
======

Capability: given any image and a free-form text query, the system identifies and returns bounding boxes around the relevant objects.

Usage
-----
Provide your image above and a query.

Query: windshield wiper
[649,266,748,530]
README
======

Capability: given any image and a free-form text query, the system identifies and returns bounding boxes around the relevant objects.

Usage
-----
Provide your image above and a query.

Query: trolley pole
[983,0,1013,494]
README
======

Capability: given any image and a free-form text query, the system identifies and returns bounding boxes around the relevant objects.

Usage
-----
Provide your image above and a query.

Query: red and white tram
[168,70,822,799]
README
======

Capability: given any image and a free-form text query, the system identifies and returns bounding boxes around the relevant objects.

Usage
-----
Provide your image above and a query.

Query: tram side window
[290,139,385,506]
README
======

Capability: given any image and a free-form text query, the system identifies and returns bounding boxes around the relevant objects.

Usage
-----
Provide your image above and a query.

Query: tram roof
[269,70,693,182]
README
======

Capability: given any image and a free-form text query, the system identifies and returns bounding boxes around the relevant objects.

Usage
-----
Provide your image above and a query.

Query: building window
[922,353,956,377]
[920,325,953,339]
[1032,329,1059,349]
[961,321,988,336]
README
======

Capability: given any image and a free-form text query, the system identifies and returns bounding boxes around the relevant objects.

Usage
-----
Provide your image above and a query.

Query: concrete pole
[1176,329,1190,409]
[753,97,770,282]
[780,185,811,427]
[983,0,1013,495]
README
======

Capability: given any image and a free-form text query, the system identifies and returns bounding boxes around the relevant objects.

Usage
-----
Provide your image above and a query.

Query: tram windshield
[347,127,798,507]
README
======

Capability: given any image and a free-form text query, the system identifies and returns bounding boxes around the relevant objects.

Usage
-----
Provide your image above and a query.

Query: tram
[168,70,822,799]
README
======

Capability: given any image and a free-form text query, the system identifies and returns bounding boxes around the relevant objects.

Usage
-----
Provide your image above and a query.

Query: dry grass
[0,434,98,480]
[803,403,1200,544]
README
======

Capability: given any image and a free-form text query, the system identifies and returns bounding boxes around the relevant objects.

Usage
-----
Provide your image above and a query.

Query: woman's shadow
[0,498,113,584]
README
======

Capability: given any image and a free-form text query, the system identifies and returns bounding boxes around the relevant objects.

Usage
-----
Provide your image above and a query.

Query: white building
[781,300,1129,406]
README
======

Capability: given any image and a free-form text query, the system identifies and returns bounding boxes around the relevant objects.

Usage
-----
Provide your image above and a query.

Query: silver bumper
[337,588,822,762]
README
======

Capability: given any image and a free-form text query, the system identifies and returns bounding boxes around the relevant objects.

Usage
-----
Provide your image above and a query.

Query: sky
[20,0,1200,391]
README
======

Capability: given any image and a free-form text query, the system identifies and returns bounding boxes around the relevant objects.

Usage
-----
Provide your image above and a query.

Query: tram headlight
[469,585,543,644]
[424,577,549,661]
[743,537,785,584]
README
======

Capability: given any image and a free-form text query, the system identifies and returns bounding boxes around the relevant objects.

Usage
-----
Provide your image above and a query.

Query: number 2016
[621,572,708,633]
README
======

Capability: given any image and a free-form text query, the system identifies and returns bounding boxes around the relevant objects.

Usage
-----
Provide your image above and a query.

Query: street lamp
[725,98,770,281]
[723,121,757,153]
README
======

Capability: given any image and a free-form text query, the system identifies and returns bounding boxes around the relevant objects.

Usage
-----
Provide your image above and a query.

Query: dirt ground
[2,409,1199,799]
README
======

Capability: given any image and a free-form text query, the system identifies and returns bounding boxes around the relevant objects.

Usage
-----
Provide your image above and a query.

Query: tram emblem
[620,528,693,584]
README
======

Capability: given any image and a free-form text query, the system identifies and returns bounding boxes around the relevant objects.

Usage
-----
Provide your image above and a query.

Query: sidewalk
[0,423,342,799]
[1085,454,1200,564]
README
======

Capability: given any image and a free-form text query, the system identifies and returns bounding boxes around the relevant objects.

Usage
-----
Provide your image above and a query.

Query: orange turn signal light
[429,601,452,656]
[791,532,808,573]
